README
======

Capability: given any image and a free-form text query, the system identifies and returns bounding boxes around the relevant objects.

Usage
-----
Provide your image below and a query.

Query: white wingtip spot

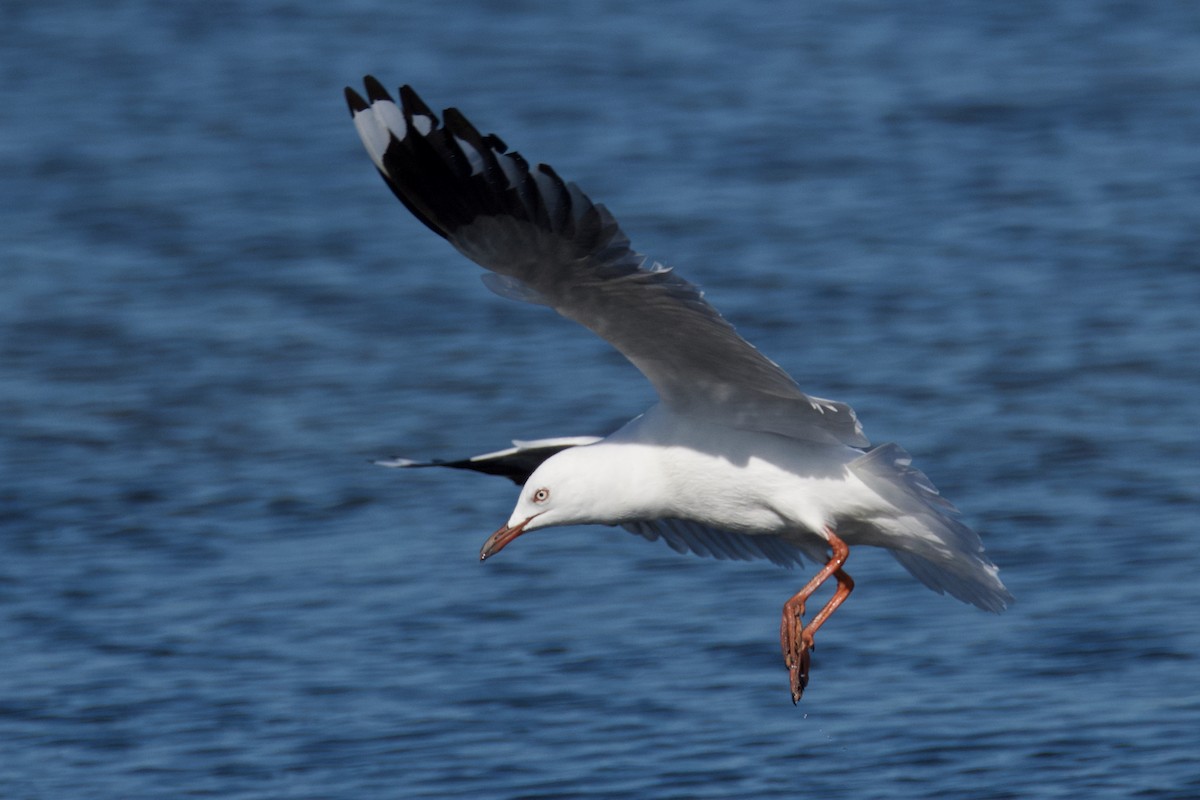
[352,108,391,171]
[412,114,434,136]
[371,99,407,141]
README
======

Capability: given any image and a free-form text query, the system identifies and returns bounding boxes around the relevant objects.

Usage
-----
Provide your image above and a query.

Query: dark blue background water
[3,1,1199,797]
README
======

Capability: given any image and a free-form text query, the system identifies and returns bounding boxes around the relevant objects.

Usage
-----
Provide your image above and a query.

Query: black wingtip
[363,75,392,102]
[484,132,508,153]
[399,84,439,126]
[344,86,368,115]
[444,106,509,154]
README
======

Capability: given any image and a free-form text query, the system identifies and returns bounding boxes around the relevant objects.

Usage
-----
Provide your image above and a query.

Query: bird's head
[478,444,647,561]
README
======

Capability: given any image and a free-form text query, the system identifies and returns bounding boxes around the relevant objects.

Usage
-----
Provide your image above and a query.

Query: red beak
[479,514,540,561]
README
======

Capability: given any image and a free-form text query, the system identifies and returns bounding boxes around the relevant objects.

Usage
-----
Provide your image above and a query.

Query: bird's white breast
[601,405,882,539]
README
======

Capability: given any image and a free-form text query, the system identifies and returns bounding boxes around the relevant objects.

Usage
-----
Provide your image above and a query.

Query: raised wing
[345,78,868,447]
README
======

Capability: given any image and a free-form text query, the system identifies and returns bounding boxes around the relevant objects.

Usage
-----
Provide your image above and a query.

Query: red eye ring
[532,487,550,504]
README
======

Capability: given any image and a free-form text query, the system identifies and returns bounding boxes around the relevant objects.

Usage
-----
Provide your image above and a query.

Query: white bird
[345,78,1012,702]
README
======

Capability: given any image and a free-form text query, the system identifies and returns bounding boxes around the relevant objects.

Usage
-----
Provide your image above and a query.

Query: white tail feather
[850,444,1013,612]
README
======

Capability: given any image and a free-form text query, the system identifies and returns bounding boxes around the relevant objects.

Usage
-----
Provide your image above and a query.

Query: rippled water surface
[3,2,1199,797]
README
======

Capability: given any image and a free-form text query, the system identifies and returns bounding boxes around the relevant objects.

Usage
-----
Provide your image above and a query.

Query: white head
[478,444,648,560]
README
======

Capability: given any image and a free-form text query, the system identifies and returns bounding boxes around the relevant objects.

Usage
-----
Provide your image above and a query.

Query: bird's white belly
[609,406,881,539]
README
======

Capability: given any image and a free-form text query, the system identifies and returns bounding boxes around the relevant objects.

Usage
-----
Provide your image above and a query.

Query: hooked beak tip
[478,514,538,562]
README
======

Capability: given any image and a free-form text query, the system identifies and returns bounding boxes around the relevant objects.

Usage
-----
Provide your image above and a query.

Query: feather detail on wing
[621,519,808,568]
[375,436,603,485]
[345,79,867,448]
[849,444,1013,612]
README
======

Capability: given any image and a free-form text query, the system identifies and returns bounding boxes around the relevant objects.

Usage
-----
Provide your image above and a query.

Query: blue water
[3,1,1199,797]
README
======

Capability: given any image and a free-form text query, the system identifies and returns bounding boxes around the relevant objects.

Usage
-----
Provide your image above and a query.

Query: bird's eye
[532,487,550,504]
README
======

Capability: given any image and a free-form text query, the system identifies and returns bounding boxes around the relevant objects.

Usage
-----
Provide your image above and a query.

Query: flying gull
[345,78,1012,702]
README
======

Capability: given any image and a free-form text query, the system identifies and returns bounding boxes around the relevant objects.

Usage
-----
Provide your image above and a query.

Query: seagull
[345,78,1013,702]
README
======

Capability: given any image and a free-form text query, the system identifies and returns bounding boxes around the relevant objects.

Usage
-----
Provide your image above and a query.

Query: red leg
[780,529,853,703]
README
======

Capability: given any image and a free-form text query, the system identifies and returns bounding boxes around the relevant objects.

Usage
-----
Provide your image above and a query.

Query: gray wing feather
[622,518,806,568]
